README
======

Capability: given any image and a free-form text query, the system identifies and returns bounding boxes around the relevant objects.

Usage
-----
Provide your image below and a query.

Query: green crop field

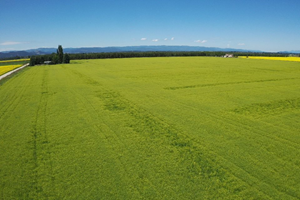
[0,59,29,66]
[0,57,299,199]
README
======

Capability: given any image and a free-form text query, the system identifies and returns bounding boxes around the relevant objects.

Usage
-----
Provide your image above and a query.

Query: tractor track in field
[62,66,266,198]
[61,66,148,198]
[160,89,300,151]
[152,92,300,199]
[97,89,277,199]
[164,77,300,90]
[110,78,299,199]
[65,65,186,198]
[30,67,55,199]
[117,86,277,199]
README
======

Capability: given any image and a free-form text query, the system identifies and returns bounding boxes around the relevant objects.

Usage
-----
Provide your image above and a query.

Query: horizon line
[1,45,299,53]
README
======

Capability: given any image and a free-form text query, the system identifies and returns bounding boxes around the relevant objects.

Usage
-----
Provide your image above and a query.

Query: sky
[0,0,300,52]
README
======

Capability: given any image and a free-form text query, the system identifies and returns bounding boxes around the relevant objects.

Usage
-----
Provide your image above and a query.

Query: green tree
[52,54,59,64]
[57,45,64,64]
[63,53,70,63]
[29,56,36,66]
[35,56,41,64]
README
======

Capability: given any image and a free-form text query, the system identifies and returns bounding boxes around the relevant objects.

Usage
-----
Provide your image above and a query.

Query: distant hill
[0,45,263,59]
[0,51,39,59]
[26,48,57,54]
[279,50,300,54]
[63,46,262,54]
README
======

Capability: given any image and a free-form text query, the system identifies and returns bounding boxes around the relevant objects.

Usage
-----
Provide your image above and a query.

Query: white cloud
[194,40,207,43]
[164,38,168,41]
[141,38,147,41]
[238,43,245,46]
[171,37,175,40]
[0,41,22,46]
[152,39,159,42]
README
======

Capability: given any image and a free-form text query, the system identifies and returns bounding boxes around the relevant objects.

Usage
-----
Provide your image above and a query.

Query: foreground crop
[0,57,299,199]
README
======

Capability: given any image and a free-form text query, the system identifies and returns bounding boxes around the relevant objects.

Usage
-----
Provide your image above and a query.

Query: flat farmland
[0,57,299,199]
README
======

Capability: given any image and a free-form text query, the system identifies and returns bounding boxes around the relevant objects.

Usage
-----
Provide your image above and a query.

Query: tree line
[29,48,292,65]
[66,51,290,60]
[30,45,70,66]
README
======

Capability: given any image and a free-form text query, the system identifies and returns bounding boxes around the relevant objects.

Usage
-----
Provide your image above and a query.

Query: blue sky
[1,0,299,52]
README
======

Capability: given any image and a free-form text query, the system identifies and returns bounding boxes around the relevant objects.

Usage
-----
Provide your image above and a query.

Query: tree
[52,54,59,64]
[63,53,70,63]
[29,56,36,66]
[35,56,42,64]
[57,45,64,64]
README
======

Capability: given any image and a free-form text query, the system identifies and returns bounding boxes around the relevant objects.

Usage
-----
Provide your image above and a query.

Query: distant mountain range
[1,45,299,59]
[0,51,35,59]
[278,50,300,54]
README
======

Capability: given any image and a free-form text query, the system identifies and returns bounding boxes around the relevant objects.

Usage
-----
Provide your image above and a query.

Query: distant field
[0,57,299,199]
[0,58,30,63]
[239,56,300,62]
[0,59,29,76]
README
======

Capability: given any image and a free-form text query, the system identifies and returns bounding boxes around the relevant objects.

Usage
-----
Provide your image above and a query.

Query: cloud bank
[194,40,207,43]
[0,41,23,46]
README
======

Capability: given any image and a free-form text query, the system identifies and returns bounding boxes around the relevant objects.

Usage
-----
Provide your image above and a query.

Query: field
[0,59,30,76]
[239,56,300,62]
[0,57,299,199]
[0,58,30,63]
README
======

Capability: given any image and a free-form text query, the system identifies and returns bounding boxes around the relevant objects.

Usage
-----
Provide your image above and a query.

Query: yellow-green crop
[0,58,30,63]
[239,56,300,62]
[0,64,23,76]
[0,57,299,199]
